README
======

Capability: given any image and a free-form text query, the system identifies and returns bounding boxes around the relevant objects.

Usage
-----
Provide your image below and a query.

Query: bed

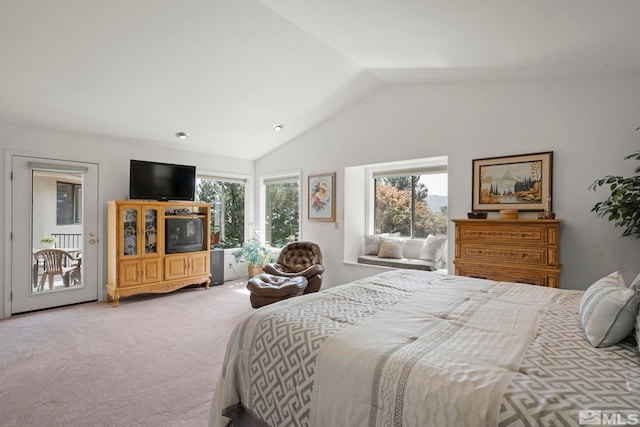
[209,269,640,426]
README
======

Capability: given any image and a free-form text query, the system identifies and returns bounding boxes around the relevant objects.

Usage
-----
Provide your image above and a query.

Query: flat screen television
[165,217,205,254]
[129,160,196,201]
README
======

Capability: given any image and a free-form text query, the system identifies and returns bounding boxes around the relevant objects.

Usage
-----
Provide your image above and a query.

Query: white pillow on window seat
[419,235,447,262]
[363,233,389,255]
[378,237,403,259]
[401,239,425,259]
[364,234,381,255]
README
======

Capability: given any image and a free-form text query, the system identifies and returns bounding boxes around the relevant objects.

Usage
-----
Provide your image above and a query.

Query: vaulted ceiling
[1,1,639,159]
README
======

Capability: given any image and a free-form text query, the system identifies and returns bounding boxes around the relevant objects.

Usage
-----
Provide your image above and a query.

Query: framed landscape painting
[472,151,553,212]
[308,172,336,222]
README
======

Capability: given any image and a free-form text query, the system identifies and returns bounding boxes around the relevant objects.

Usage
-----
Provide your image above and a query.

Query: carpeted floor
[0,280,253,427]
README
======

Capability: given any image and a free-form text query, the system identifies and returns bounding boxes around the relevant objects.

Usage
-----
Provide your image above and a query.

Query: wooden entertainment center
[106,200,211,307]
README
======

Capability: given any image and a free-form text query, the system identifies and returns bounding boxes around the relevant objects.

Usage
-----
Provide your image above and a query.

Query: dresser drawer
[457,224,551,245]
[455,264,550,287]
[459,242,549,266]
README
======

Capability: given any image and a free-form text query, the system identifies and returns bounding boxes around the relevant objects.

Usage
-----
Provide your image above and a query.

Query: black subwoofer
[210,248,224,285]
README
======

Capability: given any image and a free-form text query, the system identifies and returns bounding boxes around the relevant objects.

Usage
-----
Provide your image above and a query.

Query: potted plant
[40,235,57,249]
[234,238,270,277]
[589,149,640,238]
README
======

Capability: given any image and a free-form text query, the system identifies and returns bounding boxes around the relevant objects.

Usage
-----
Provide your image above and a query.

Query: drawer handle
[520,253,526,258]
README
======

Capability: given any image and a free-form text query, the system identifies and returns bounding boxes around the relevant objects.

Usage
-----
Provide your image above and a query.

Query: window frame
[365,157,448,238]
[56,181,82,225]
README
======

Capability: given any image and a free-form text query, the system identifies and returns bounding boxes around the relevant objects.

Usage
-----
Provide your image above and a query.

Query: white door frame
[3,150,104,318]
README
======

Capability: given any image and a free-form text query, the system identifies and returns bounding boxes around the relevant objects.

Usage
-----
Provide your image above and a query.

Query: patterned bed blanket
[210,270,640,427]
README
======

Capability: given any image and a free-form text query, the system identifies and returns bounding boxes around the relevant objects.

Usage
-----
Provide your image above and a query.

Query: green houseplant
[233,225,270,277]
[40,235,57,248]
[589,150,640,238]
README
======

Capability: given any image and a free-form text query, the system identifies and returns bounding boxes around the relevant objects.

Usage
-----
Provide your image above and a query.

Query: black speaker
[210,248,224,285]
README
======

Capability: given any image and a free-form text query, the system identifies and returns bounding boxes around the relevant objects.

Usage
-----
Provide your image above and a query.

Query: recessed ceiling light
[175,131,190,139]
[272,124,284,132]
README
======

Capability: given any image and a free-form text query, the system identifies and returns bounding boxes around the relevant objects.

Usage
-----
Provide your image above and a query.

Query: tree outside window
[264,179,299,248]
[374,173,447,237]
[196,177,245,249]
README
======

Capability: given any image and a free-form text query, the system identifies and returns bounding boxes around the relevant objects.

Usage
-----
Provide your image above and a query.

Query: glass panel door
[11,155,99,314]
[143,208,158,255]
[122,207,139,257]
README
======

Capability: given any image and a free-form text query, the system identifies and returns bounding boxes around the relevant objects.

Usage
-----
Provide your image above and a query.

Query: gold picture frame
[308,172,336,222]
[472,151,553,212]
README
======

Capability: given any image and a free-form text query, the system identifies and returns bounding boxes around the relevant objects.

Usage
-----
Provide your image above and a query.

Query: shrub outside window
[374,172,447,238]
[264,175,300,248]
[196,177,245,249]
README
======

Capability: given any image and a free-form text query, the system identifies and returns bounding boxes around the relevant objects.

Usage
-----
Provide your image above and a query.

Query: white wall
[1,121,253,318]
[3,75,640,318]
[255,75,640,290]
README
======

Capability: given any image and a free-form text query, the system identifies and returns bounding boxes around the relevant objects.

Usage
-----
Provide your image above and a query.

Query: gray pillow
[364,234,381,255]
[579,272,638,348]
[419,235,447,262]
[377,237,403,259]
[363,233,390,255]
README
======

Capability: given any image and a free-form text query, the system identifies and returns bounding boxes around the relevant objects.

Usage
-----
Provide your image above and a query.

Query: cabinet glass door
[122,207,138,256]
[144,208,158,255]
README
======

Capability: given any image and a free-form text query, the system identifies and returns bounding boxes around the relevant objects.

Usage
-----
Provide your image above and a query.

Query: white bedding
[210,270,640,427]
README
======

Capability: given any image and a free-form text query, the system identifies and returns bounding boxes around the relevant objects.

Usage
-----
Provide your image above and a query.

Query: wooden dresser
[452,219,563,288]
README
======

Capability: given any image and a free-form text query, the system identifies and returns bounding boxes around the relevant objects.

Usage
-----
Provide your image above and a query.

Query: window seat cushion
[357,254,438,271]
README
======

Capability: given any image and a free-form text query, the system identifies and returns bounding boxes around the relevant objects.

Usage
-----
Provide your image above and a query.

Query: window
[343,156,448,264]
[262,173,300,248]
[56,181,82,225]
[196,175,246,249]
[374,171,448,238]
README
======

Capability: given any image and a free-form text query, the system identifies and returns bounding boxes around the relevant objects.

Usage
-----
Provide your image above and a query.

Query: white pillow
[363,233,390,255]
[419,235,447,262]
[364,234,381,255]
[377,237,403,259]
[579,272,638,348]
[401,239,425,259]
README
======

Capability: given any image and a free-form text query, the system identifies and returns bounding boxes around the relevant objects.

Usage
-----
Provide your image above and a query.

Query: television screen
[165,217,205,253]
[129,160,196,201]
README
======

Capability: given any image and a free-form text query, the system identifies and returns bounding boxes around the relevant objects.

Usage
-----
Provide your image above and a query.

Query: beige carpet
[0,280,253,427]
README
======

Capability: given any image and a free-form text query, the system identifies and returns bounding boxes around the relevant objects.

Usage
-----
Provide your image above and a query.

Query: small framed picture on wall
[308,172,336,222]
